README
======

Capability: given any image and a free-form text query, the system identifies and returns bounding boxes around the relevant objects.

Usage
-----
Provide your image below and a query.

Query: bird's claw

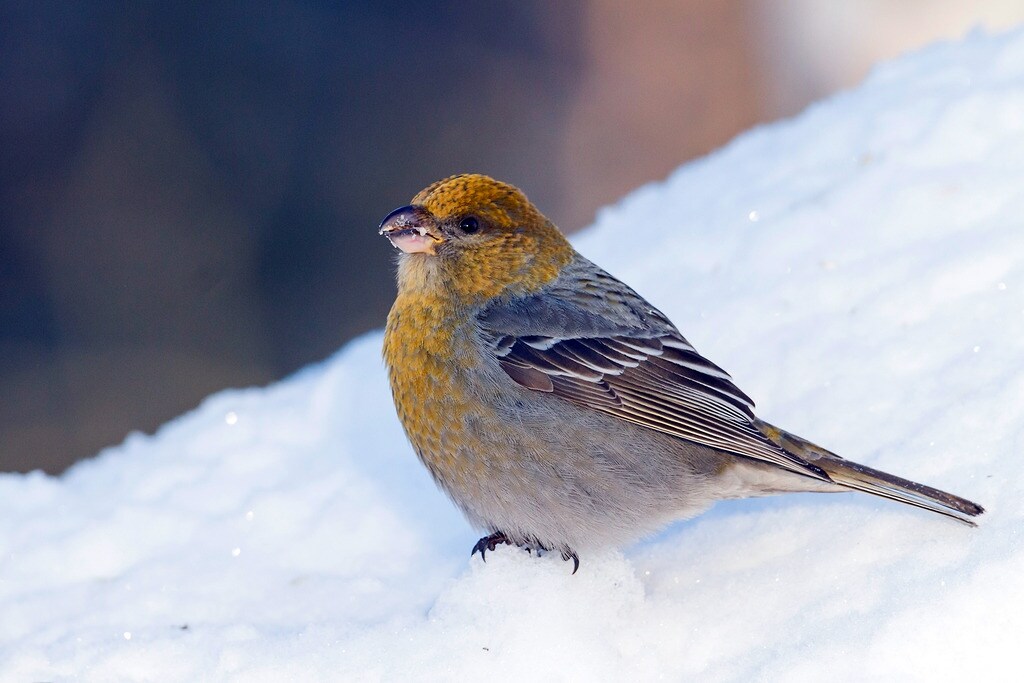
[471,531,512,562]
[562,551,580,574]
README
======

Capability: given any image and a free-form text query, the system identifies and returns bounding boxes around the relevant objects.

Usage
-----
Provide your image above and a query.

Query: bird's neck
[394,228,575,309]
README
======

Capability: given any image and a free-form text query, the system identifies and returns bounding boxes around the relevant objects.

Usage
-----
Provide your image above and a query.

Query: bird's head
[379,174,573,303]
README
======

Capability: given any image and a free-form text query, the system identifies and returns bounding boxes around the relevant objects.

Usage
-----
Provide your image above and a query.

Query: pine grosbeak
[380,174,983,571]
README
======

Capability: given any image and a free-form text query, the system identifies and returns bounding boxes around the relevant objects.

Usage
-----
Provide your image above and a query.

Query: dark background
[2,1,1017,473]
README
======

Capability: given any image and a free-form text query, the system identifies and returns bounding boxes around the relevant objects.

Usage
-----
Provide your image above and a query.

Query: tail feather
[818,458,985,526]
[755,420,985,526]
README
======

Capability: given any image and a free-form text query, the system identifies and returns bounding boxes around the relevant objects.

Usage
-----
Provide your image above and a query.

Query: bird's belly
[408,366,729,552]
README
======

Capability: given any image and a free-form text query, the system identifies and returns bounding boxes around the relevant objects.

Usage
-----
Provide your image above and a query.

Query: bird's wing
[477,260,830,481]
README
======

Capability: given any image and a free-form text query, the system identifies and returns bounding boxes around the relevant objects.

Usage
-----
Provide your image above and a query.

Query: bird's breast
[383,292,495,488]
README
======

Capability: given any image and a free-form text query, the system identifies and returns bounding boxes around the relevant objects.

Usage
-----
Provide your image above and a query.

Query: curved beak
[378,205,442,254]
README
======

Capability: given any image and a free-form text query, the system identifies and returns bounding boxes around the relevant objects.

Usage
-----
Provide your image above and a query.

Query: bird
[380,173,984,572]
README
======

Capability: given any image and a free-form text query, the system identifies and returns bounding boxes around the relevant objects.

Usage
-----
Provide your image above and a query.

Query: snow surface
[4,28,1024,682]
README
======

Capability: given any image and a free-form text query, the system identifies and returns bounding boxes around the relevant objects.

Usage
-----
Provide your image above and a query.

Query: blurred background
[3,1,1022,473]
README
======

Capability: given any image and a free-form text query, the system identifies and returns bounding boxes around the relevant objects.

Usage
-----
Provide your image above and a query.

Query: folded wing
[478,260,831,482]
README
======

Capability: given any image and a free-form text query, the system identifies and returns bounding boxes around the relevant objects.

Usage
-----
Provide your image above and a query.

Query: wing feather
[478,264,829,481]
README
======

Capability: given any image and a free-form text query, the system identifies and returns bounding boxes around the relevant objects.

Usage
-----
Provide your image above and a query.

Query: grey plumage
[460,255,982,553]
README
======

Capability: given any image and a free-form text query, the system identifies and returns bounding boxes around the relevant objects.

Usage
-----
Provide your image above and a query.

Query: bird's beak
[378,205,442,255]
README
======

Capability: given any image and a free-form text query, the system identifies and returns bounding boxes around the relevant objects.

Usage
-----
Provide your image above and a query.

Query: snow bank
[4,27,1024,681]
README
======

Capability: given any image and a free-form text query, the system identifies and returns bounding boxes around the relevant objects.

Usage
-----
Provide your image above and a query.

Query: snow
[3,27,1024,681]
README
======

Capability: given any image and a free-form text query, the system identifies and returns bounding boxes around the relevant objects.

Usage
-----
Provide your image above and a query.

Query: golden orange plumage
[382,175,572,490]
[406,175,573,303]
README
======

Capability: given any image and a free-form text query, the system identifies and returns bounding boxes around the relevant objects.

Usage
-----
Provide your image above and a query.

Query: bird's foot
[471,532,580,574]
[471,531,513,562]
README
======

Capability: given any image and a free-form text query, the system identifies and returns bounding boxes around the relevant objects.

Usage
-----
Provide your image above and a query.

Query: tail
[756,420,985,526]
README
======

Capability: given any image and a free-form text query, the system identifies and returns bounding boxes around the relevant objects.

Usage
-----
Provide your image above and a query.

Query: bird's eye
[458,216,480,234]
